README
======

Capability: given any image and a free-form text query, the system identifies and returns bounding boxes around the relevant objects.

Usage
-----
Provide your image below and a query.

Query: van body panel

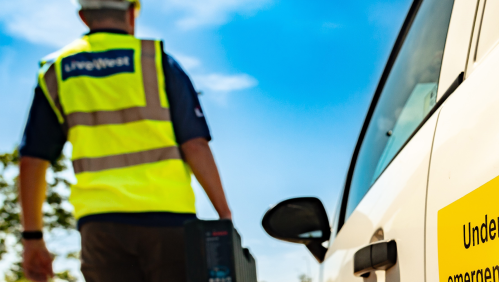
[425,37,499,282]
[323,113,439,282]
[323,0,467,280]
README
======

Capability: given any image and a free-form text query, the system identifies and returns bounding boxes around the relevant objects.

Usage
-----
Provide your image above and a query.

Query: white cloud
[152,0,272,29]
[173,54,202,72]
[192,73,257,92]
[0,0,86,48]
[189,73,257,106]
[0,1,258,106]
[0,0,272,47]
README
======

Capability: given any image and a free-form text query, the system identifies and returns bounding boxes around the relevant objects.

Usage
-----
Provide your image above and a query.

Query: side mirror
[262,197,331,262]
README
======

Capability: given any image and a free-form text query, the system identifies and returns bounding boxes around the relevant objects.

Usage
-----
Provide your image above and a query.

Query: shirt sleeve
[162,51,212,145]
[19,86,67,163]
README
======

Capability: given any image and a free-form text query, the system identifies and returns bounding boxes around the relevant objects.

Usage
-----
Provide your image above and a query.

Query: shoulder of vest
[39,51,59,68]
[39,38,90,68]
[39,37,165,69]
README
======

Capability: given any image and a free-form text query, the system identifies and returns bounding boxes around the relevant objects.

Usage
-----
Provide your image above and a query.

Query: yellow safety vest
[38,32,196,219]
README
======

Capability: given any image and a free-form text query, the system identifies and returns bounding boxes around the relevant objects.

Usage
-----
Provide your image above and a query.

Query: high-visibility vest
[38,32,196,219]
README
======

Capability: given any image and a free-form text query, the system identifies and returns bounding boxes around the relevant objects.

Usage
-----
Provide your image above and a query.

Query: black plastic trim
[262,197,331,263]
[262,197,331,244]
[354,240,398,277]
[306,241,329,263]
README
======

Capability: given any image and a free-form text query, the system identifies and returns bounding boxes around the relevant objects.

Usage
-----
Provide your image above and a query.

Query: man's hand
[218,210,232,220]
[181,138,232,221]
[19,157,52,281]
[22,239,54,282]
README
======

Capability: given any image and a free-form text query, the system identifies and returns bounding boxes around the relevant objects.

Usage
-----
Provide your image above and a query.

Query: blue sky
[0,0,412,281]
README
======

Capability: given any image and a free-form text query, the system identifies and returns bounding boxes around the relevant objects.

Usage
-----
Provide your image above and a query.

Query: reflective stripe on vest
[38,34,196,219]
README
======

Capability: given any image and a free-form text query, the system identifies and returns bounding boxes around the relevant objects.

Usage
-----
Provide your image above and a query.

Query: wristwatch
[21,231,43,240]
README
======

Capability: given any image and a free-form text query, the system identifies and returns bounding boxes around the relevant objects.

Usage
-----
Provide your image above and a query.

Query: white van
[262,0,499,281]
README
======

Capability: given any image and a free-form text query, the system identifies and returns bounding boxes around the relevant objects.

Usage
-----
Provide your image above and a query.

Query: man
[18,0,232,281]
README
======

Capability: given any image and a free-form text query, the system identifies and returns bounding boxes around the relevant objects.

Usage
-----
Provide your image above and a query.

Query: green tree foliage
[0,150,78,281]
[298,274,312,282]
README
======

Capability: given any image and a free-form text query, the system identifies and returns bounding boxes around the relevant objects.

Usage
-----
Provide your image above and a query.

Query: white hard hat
[75,0,141,15]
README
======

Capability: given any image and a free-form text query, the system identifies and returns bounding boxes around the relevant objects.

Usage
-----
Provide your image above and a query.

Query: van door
[321,0,456,280]
[425,1,499,281]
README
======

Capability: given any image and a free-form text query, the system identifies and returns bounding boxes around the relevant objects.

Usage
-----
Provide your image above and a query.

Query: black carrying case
[184,220,257,282]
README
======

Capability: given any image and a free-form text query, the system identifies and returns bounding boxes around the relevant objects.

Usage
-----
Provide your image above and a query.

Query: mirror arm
[305,241,328,263]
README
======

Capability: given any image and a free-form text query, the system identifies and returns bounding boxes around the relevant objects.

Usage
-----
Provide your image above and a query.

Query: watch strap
[22,231,43,240]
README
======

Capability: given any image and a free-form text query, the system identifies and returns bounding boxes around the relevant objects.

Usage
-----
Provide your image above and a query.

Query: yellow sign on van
[438,176,499,282]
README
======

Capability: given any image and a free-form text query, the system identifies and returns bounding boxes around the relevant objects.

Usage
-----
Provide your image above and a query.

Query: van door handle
[353,240,397,277]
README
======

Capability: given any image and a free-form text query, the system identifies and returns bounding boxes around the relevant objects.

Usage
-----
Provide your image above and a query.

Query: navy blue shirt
[19,30,209,228]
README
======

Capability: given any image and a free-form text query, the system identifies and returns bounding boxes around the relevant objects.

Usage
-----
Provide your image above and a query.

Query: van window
[475,0,499,62]
[344,0,455,220]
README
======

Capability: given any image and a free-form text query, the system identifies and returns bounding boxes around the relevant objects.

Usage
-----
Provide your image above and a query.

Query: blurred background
[0,0,412,281]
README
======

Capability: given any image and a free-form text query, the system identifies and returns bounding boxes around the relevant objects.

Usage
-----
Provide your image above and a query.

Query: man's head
[77,0,140,35]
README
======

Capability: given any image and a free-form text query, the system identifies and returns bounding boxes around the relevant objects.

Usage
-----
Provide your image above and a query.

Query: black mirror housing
[262,197,331,262]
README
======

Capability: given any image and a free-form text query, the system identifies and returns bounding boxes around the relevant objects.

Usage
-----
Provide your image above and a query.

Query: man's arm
[18,86,66,282]
[163,53,231,219]
[181,138,232,219]
[19,157,54,282]
[19,157,48,231]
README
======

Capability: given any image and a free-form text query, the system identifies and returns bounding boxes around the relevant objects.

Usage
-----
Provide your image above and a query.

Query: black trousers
[80,222,187,282]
